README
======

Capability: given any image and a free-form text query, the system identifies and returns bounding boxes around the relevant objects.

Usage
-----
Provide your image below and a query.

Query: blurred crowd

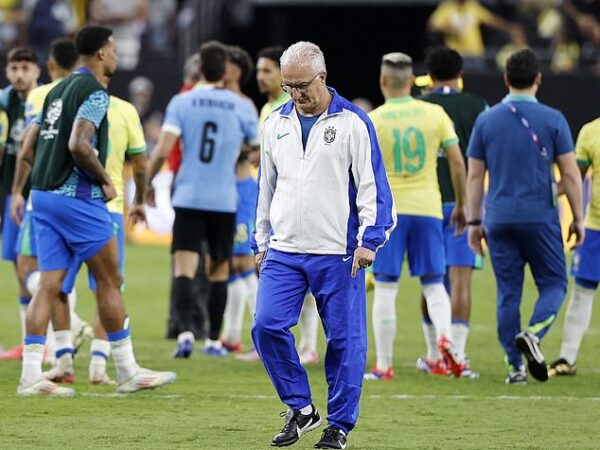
[429,0,600,73]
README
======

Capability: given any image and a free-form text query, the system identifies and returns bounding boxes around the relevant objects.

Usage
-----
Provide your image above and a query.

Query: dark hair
[198,41,228,82]
[7,47,38,65]
[228,45,254,86]
[257,46,284,66]
[50,38,78,70]
[75,26,113,56]
[506,49,540,89]
[426,46,462,81]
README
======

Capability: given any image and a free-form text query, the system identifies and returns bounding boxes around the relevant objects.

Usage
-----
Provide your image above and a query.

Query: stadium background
[0,1,600,449]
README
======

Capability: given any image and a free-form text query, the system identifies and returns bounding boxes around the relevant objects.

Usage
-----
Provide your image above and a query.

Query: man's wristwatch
[467,219,482,226]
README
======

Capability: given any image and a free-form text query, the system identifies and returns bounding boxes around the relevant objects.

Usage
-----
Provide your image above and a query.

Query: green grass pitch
[1,245,599,449]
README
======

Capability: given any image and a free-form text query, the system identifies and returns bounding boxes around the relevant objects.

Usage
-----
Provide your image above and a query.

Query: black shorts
[172,207,236,262]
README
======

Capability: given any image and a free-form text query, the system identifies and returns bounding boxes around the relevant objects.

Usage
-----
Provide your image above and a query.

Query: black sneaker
[548,358,577,377]
[515,331,548,382]
[505,366,528,385]
[314,426,347,449]
[271,404,322,447]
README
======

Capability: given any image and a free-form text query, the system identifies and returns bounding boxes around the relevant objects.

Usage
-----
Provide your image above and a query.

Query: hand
[145,185,156,208]
[102,182,117,203]
[255,251,266,272]
[10,193,25,226]
[568,221,585,249]
[127,203,148,229]
[468,225,486,257]
[450,205,467,236]
[351,246,375,278]
[247,149,260,166]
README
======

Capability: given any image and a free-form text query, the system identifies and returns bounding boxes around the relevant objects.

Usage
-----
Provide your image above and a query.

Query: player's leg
[252,249,316,447]
[202,210,236,356]
[298,293,320,365]
[365,214,404,379]
[43,291,75,383]
[519,218,567,382]
[308,253,365,447]
[486,223,527,384]
[550,229,600,376]
[170,208,204,357]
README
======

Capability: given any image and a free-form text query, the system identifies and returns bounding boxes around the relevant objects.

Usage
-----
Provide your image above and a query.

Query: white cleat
[43,366,76,383]
[89,371,117,385]
[17,378,75,397]
[117,368,177,393]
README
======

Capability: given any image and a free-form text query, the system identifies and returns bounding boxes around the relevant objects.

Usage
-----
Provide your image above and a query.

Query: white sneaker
[17,378,75,397]
[89,370,116,385]
[117,368,177,393]
[43,366,76,383]
[235,347,260,362]
[72,321,94,352]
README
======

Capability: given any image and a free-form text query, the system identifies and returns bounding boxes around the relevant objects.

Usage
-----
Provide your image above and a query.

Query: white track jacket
[252,88,396,255]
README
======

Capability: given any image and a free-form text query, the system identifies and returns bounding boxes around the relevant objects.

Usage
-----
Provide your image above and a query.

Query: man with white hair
[365,52,468,380]
[251,41,395,449]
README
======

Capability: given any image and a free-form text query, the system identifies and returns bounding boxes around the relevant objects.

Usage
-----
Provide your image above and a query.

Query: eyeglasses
[280,73,320,94]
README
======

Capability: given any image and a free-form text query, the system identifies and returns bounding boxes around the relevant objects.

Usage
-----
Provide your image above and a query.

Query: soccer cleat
[171,339,193,359]
[72,321,94,353]
[43,366,76,384]
[0,344,23,360]
[416,358,450,376]
[271,404,322,447]
[460,358,480,379]
[548,358,577,377]
[89,371,117,385]
[117,368,177,393]
[363,364,394,381]
[505,365,528,385]
[235,347,261,362]
[202,340,228,357]
[221,341,243,353]
[314,426,347,449]
[17,378,75,397]
[299,350,319,365]
[515,331,548,382]
[438,336,465,378]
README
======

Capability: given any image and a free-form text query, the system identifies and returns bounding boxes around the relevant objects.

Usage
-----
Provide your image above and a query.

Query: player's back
[576,118,600,230]
[165,86,258,213]
[369,97,458,218]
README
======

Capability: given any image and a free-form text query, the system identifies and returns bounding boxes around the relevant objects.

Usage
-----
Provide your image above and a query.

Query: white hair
[280,41,326,74]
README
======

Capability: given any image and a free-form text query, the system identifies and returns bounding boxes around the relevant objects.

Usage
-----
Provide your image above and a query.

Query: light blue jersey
[163,86,259,213]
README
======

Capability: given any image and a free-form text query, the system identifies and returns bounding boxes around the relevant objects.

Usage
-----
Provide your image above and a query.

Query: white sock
[24,270,40,297]
[451,322,469,362]
[222,276,246,343]
[20,343,45,386]
[178,330,195,344]
[19,298,30,341]
[90,339,111,374]
[422,321,441,360]
[560,284,595,365]
[110,330,139,383]
[46,321,56,362]
[298,294,319,353]
[243,271,258,316]
[422,283,452,341]
[53,329,74,370]
[68,289,84,330]
[299,404,313,415]
[373,281,398,370]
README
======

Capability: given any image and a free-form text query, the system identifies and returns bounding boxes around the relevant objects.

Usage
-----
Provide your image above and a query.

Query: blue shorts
[233,214,254,256]
[31,190,115,271]
[61,212,124,293]
[571,228,600,282]
[16,209,37,258]
[442,203,483,269]
[2,195,19,262]
[373,214,445,281]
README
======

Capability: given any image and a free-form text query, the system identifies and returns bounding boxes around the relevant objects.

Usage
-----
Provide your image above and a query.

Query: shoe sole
[271,416,323,447]
[515,335,548,382]
[118,373,177,393]
[547,365,577,377]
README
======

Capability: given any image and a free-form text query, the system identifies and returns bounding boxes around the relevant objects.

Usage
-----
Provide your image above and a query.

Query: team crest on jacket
[324,126,336,144]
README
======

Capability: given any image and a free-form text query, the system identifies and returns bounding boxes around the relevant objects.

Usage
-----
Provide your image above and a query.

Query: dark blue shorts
[2,195,19,262]
[31,190,114,271]
[442,203,483,269]
[571,228,600,282]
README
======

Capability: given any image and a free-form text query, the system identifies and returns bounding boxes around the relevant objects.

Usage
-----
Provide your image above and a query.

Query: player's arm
[128,152,149,227]
[147,130,178,182]
[444,143,467,234]
[466,157,486,256]
[557,152,585,248]
[10,123,39,225]
[69,119,115,201]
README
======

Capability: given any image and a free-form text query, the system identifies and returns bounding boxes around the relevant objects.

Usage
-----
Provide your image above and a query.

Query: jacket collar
[279,87,343,118]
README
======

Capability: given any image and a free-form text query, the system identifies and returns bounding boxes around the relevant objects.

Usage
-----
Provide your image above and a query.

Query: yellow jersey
[259,92,290,126]
[429,0,494,57]
[369,96,458,219]
[575,118,600,231]
[25,79,62,123]
[0,110,8,146]
[106,96,146,214]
